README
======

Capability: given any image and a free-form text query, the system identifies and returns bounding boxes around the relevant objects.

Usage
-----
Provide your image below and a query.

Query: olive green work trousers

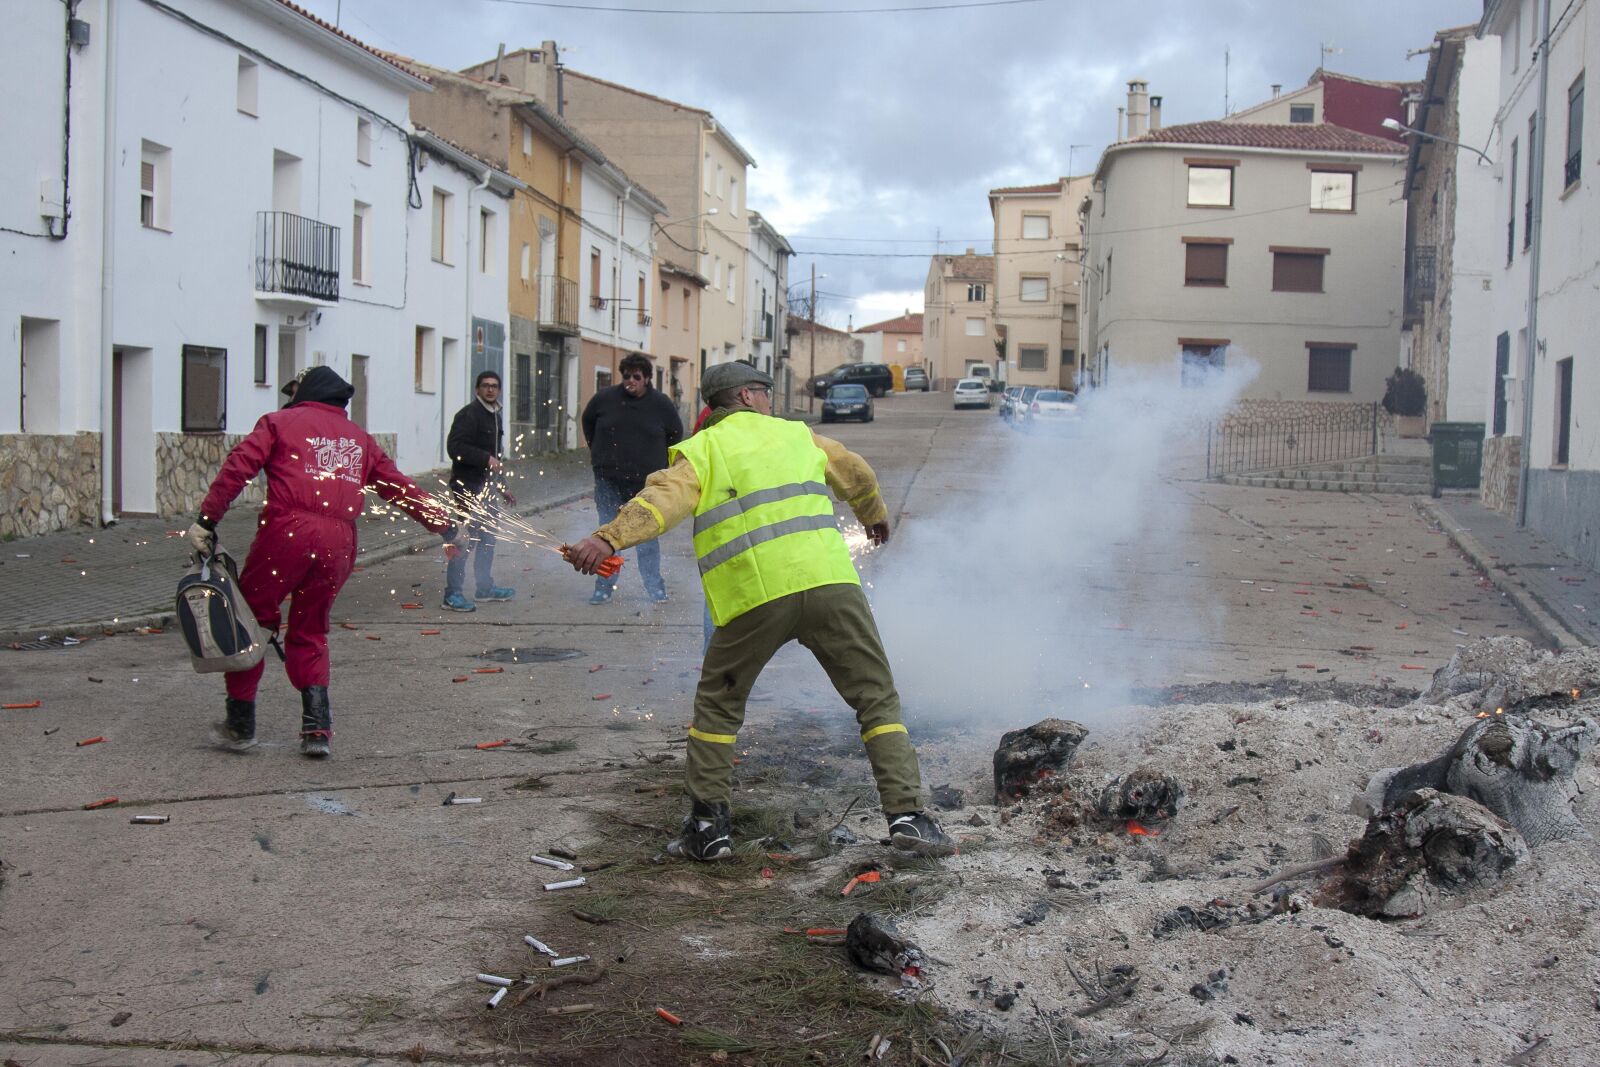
[686,582,923,814]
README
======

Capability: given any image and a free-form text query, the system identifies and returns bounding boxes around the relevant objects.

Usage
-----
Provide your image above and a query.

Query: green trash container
[1431,422,1486,490]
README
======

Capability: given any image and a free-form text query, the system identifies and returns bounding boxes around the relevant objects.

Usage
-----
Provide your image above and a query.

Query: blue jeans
[593,474,664,596]
[445,493,499,598]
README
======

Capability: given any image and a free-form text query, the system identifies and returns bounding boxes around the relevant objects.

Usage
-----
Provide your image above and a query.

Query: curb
[0,489,592,646]
[1418,499,1585,652]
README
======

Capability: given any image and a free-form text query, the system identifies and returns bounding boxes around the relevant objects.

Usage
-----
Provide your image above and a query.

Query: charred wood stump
[1323,788,1530,918]
[845,912,924,976]
[1097,768,1184,826]
[1360,715,1597,846]
[993,719,1088,803]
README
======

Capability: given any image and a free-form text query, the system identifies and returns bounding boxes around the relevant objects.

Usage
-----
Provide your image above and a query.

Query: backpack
[175,547,267,674]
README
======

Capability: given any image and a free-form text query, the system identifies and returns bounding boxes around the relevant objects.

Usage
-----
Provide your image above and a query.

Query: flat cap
[701,361,773,403]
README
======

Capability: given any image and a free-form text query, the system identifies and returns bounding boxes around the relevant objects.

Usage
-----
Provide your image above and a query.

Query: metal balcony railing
[256,211,339,301]
[1565,151,1582,188]
[536,275,579,333]
[752,311,774,340]
[1405,245,1437,319]
[1524,199,1533,249]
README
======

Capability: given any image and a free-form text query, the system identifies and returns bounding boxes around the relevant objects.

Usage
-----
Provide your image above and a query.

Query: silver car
[953,378,992,410]
[1025,389,1081,431]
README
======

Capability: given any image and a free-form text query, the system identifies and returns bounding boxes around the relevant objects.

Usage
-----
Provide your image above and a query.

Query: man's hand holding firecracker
[442,525,471,561]
[866,521,891,547]
[562,537,625,578]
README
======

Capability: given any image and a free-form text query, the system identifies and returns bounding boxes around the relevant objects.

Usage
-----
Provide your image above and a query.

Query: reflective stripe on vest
[694,480,832,535]
[698,511,838,575]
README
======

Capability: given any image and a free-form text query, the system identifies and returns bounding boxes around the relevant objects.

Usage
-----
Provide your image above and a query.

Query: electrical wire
[472,0,1043,14]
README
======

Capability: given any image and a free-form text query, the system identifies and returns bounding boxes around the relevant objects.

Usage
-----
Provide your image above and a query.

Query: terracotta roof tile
[1127,120,1405,154]
[937,253,994,281]
[789,317,850,337]
[856,313,924,334]
[989,181,1063,195]
[273,1,426,82]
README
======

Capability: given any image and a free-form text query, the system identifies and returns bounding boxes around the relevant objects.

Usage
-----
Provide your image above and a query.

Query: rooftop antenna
[1067,143,1091,178]
[1320,41,1343,71]
[1224,46,1231,115]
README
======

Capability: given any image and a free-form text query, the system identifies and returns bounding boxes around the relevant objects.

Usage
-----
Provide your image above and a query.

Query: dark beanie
[287,366,354,409]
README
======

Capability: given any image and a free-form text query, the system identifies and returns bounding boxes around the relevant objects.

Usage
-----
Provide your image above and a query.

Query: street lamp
[1381,117,1495,166]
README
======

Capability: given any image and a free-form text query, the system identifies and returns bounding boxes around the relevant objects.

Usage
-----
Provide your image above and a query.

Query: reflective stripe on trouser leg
[684,594,802,806]
[796,584,922,813]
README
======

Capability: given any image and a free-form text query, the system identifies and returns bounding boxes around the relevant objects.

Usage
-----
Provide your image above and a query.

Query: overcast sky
[299,0,1481,328]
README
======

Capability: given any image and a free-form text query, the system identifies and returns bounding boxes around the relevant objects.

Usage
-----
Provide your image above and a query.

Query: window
[430,188,451,264]
[356,118,371,165]
[414,326,436,393]
[590,247,603,307]
[965,317,985,337]
[1180,341,1226,386]
[716,163,725,198]
[479,208,493,274]
[1021,214,1050,239]
[520,242,532,283]
[1306,344,1353,393]
[728,177,739,216]
[713,255,722,290]
[682,287,690,330]
[703,154,712,195]
[1018,345,1047,370]
[726,264,737,302]
[1508,137,1519,263]
[181,345,226,432]
[352,201,371,285]
[1186,162,1234,207]
[1493,331,1510,435]
[896,339,907,353]
[1272,247,1326,292]
[638,273,648,324]
[350,354,369,429]
[236,57,258,116]
[139,140,170,230]
[1062,347,1075,369]
[1526,112,1537,249]
[1183,238,1229,286]
[967,283,986,302]
[1555,357,1573,465]
[1019,276,1049,302]
[1566,73,1584,188]
[1289,103,1314,123]
[1310,168,1356,212]
[522,122,534,157]
[254,325,268,384]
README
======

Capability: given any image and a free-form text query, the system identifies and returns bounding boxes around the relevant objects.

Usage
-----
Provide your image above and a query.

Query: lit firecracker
[1126,819,1160,837]
[841,523,879,564]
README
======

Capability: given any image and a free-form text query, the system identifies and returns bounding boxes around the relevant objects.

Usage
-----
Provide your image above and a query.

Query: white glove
[187,522,216,555]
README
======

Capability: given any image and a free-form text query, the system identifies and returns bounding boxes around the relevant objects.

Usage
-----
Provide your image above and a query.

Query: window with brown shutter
[181,345,227,432]
[1184,240,1228,286]
[1307,345,1353,393]
[1272,248,1326,292]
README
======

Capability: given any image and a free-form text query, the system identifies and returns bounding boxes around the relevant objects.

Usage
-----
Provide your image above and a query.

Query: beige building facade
[460,44,756,377]
[652,261,707,425]
[853,313,924,376]
[922,251,996,388]
[1080,120,1406,407]
[988,178,1091,389]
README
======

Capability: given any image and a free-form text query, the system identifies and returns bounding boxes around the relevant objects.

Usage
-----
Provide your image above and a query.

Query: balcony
[255,211,339,303]
[1405,245,1437,320]
[536,275,579,333]
[752,310,774,341]
[1565,150,1582,189]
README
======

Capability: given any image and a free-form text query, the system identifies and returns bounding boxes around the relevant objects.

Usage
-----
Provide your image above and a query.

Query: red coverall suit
[198,401,451,701]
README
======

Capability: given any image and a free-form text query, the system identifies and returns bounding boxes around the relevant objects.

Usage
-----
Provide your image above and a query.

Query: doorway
[111,346,155,515]
[350,354,369,428]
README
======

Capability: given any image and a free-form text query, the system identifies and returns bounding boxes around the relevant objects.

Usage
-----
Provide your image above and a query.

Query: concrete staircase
[1220,454,1433,494]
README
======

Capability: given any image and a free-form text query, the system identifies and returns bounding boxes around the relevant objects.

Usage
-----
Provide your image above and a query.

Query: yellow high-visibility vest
[670,412,858,626]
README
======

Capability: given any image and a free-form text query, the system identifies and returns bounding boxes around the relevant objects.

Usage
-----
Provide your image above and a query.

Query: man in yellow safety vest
[564,361,954,861]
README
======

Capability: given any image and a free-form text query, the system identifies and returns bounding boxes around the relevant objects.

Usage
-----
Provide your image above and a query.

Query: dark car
[810,362,893,398]
[820,383,874,423]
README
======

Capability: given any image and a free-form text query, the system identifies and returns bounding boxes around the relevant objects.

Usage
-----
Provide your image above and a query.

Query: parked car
[820,383,874,423]
[902,367,930,392]
[998,386,1023,417]
[810,362,893,398]
[952,378,992,410]
[1025,389,1080,430]
[1004,386,1041,422]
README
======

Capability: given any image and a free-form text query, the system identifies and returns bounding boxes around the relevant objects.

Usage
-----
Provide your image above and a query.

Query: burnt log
[1359,715,1597,846]
[993,719,1088,803]
[1325,788,1529,918]
[1097,768,1184,824]
[845,913,924,976]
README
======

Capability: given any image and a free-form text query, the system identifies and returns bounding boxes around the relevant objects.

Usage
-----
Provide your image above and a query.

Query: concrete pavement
[0,391,1556,1065]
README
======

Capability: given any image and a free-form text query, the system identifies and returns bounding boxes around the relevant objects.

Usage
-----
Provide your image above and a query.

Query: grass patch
[528,738,579,755]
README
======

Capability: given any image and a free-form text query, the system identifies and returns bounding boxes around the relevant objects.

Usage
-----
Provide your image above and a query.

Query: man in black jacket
[442,370,516,612]
[580,353,683,604]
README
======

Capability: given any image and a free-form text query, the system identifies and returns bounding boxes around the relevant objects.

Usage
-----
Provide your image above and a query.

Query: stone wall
[155,431,401,517]
[0,434,101,539]
[1481,435,1522,515]
[1222,398,1390,433]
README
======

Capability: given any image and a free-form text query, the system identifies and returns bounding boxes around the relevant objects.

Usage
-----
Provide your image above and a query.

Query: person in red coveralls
[186,367,457,758]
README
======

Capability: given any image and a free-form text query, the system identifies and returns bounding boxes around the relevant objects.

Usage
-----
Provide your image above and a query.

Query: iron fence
[536,275,579,332]
[1206,402,1379,479]
[255,211,339,301]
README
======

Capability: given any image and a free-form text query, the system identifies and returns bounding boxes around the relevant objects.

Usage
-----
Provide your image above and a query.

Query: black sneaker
[211,698,258,752]
[888,811,957,858]
[299,686,332,759]
[666,800,734,862]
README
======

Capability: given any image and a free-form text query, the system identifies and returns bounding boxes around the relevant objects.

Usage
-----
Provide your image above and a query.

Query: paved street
[0,391,1562,1066]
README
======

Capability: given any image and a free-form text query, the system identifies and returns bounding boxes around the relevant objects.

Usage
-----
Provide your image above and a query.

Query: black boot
[665,799,734,862]
[211,698,257,752]
[299,686,332,758]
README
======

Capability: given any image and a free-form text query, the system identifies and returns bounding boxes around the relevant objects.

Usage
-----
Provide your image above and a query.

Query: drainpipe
[1515,0,1552,527]
[615,185,631,357]
[458,164,493,466]
[97,0,119,526]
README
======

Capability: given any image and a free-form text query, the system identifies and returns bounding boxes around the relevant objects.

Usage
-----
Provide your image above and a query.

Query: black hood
[288,366,354,409]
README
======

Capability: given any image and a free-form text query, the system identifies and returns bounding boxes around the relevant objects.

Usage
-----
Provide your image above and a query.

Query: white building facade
[744,211,792,380]
[577,159,665,393]
[0,0,515,537]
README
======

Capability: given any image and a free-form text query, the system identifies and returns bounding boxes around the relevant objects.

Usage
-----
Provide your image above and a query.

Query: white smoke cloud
[871,357,1259,730]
